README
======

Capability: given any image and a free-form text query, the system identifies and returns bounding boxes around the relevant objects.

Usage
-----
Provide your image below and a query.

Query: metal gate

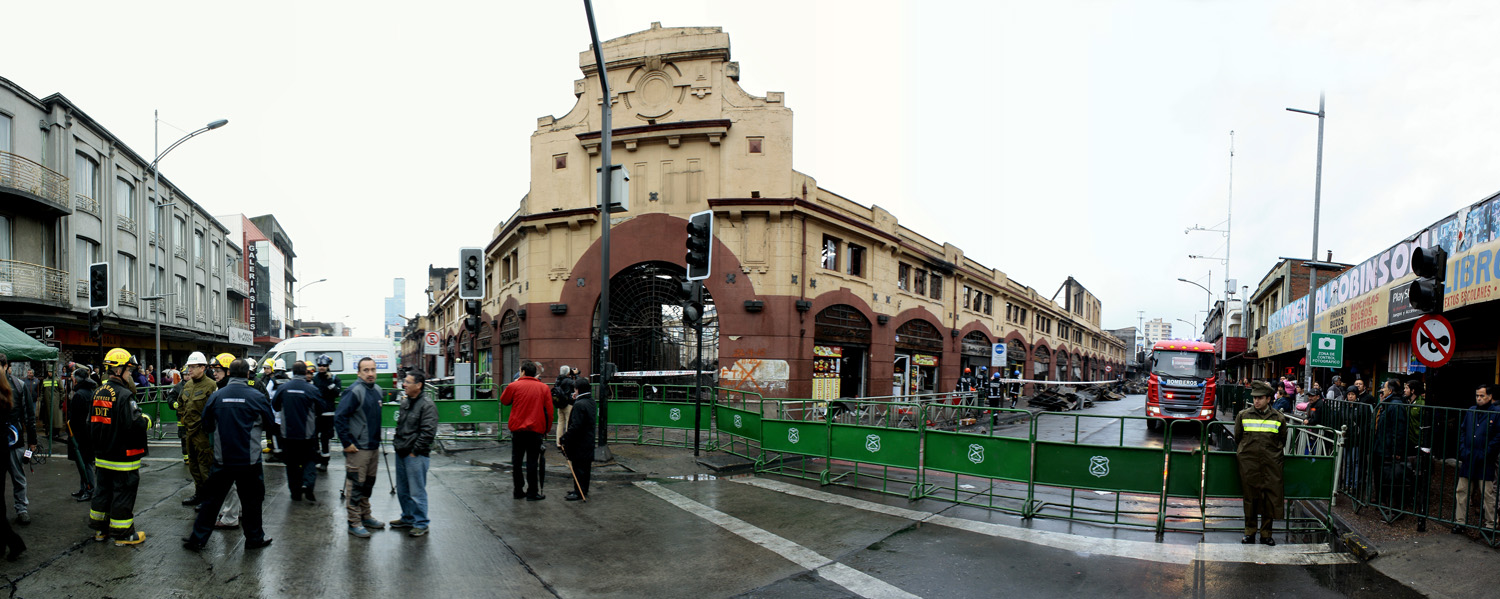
[591,261,718,374]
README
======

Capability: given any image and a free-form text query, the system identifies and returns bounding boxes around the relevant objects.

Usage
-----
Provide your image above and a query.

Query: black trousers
[188,463,266,545]
[0,475,22,554]
[569,450,592,496]
[316,414,335,462]
[90,467,140,537]
[512,431,544,495]
[282,439,319,497]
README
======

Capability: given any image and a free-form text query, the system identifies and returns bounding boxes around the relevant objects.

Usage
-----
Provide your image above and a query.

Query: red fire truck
[1144,340,1218,431]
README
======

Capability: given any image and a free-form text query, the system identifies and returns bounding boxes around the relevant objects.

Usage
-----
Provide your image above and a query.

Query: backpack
[552,378,575,409]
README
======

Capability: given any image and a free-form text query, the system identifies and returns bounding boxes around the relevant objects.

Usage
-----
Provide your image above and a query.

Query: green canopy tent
[0,318,59,362]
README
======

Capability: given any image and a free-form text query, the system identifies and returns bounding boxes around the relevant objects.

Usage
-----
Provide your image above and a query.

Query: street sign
[423,331,440,356]
[990,343,1007,368]
[1412,314,1454,368]
[1308,332,1344,368]
[1106,365,1113,373]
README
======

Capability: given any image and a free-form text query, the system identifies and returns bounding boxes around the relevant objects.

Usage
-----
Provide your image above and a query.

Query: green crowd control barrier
[823,400,924,497]
[1027,413,1175,531]
[711,399,765,460]
[918,407,1034,513]
[757,416,832,483]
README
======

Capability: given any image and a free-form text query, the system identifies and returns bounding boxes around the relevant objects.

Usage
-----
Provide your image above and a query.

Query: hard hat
[315,355,333,367]
[964,368,971,374]
[264,360,277,370]
[214,353,235,368]
[273,359,286,371]
[103,348,133,367]
[185,352,209,367]
[245,357,257,370]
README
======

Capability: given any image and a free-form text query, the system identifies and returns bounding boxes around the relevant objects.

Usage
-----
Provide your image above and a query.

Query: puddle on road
[662,472,757,481]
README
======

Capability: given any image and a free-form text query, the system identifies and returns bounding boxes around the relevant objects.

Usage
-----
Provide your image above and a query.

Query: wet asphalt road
[0,402,1426,598]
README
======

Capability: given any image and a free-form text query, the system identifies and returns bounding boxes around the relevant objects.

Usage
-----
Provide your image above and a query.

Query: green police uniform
[1235,381,1288,542]
[178,375,219,495]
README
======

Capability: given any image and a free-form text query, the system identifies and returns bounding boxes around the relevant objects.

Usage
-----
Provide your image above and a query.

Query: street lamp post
[297,278,327,294]
[584,0,614,462]
[1288,94,1326,393]
[148,113,227,380]
[1175,319,1200,341]
[1176,273,1213,340]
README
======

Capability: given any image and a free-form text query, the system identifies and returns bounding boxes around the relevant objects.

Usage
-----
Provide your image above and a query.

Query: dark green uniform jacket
[1235,404,1287,517]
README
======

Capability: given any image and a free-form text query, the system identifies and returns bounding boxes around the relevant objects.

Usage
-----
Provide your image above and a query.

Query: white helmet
[245,357,257,370]
[185,352,208,367]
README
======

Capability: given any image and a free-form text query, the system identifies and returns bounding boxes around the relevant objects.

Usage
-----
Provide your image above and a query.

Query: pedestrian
[0,374,24,561]
[0,355,37,525]
[272,361,326,502]
[560,378,597,502]
[500,361,552,501]
[66,367,96,502]
[1404,380,1428,450]
[1234,380,1286,546]
[209,353,249,529]
[1352,379,1375,404]
[182,359,276,551]
[1453,383,1500,535]
[1271,386,1291,414]
[1326,375,1345,401]
[389,369,438,536]
[84,349,150,545]
[1279,376,1294,398]
[176,353,218,508]
[335,357,387,538]
[312,355,342,472]
[552,366,576,447]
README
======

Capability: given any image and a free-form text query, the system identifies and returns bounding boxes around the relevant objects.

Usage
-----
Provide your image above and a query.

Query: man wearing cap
[1235,380,1287,546]
[176,352,218,507]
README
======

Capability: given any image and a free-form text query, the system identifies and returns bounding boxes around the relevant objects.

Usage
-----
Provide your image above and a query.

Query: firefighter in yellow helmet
[176,352,218,507]
[84,348,150,545]
[1235,380,1288,546]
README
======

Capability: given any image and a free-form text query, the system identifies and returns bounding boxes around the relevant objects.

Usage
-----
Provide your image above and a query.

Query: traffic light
[465,299,481,333]
[459,247,484,300]
[680,280,703,328]
[684,210,713,281]
[88,262,110,309]
[1409,246,1448,314]
[89,309,103,341]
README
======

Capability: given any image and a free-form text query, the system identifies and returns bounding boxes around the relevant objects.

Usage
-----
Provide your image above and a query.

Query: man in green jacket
[176,352,218,507]
[1235,380,1287,546]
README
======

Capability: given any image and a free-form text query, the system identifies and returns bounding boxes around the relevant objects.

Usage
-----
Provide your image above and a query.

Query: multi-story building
[384,278,405,346]
[1244,256,1351,379]
[453,24,1126,398]
[1142,319,1172,346]
[2,76,251,369]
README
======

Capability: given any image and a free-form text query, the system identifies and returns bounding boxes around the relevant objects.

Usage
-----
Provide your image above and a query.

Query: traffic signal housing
[680,280,703,328]
[1409,246,1447,314]
[465,299,481,333]
[459,248,484,300]
[88,262,110,310]
[89,309,103,341]
[685,210,713,281]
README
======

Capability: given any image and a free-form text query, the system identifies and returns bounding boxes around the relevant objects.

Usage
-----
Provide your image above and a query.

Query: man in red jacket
[500,362,552,500]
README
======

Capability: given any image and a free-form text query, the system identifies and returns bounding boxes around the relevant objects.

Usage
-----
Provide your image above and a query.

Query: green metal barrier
[756,414,831,483]
[917,406,1034,513]
[708,388,766,460]
[1027,412,1173,531]
[825,413,921,497]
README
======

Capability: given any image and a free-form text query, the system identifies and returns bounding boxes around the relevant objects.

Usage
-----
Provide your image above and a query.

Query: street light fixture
[297,278,328,294]
[148,113,228,379]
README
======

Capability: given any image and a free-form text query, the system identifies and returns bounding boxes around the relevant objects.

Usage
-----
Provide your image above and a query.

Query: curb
[1300,498,1380,561]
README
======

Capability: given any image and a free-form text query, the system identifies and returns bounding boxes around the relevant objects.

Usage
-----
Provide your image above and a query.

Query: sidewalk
[1332,499,1500,599]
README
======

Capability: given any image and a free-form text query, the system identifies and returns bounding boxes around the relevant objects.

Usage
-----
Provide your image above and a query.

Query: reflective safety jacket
[1234,404,1287,495]
[86,378,149,470]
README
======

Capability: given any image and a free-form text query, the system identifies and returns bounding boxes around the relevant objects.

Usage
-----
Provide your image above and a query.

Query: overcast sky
[8,1,1499,341]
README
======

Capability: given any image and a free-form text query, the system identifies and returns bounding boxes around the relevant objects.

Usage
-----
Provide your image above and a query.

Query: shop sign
[912,354,938,367]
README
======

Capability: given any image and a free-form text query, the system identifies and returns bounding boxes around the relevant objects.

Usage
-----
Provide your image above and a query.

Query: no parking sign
[991,343,1007,368]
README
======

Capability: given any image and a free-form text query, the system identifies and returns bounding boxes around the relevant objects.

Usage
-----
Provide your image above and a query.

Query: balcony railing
[119,289,138,307]
[173,245,185,259]
[116,215,136,234]
[75,194,100,215]
[195,257,205,270]
[174,305,187,318]
[76,279,87,298]
[196,310,206,323]
[228,317,250,331]
[0,150,69,208]
[227,272,249,296]
[0,259,69,304]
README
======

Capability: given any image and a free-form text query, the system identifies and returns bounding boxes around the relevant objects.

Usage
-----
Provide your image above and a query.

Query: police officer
[176,352,218,507]
[311,355,342,471]
[1235,380,1287,546]
[85,348,150,546]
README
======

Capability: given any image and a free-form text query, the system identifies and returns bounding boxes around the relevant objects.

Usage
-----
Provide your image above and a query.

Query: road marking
[735,477,1355,566]
[634,482,921,599]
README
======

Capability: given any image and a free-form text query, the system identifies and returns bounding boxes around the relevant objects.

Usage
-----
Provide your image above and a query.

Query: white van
[262,337,400,388]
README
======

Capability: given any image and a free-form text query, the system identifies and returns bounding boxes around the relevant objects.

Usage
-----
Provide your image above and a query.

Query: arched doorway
[498,310,520,383]
[960,330,992,379]
[893,319,943,396]
[591,261,717,375]
[1071,353,1082,381]
[1032,345,1051,381]
[812,305,871,399]
[1007,339,1028,379]
[1055,350,1069,382]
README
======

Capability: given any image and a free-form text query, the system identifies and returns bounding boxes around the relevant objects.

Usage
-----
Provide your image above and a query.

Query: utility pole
[584,0,614,462]
[1288,94,1326,393]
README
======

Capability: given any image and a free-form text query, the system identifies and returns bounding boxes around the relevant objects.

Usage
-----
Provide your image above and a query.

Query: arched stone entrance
[812,305,871,399]
[591,261,717,374]
[893,318,943,396]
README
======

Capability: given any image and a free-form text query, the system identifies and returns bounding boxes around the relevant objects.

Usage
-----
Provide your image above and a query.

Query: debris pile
[1028,387,1092,411]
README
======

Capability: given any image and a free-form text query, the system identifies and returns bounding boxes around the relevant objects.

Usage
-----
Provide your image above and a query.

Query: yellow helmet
[103,348,133,368]
[214,353,235,368]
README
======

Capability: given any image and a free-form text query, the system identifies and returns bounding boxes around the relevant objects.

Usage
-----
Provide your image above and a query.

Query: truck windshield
[1152,351,1214,379]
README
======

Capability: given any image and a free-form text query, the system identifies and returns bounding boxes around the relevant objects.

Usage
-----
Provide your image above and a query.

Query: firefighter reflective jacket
[86,378,149,470]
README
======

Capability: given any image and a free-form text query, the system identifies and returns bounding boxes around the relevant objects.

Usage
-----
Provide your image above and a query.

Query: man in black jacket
[66,368,97,502]
[0,355,36,525]
[311,355,342,471]
[560,378,597,502]
[389,369,438,536]
[272,361,327,502]
[85,348,150,545]
[183,359,277,551]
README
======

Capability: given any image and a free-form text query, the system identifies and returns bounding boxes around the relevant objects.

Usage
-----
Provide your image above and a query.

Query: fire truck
[1144,340,1218,431]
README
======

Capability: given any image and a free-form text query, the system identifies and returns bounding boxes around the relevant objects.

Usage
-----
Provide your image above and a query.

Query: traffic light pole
[691,283,704,457]
[584,0,613,462]
[1288,94,1325,394]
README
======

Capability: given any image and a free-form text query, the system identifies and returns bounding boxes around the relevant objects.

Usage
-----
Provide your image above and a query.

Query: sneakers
[245,537,273,549]
[361,518,386,530]
[565,492,584,502]
[408,527,428,537]
[114,531,146,546]
[181,495,200,506]
[348,525,372,538]
[526,494,546,501]
[388,519,414,529]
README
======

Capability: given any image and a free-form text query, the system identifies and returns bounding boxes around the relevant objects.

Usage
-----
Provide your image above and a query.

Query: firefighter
[86,348,151,546]
[1234,380,1287,546]
[312,355,342,471]
[175,352,218,508]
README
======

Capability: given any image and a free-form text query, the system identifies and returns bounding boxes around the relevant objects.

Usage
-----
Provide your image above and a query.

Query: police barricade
[378,384,505,442]
[822,399,923,497]
[603,382,645,444]
[756,400,834,483]
[134,384,176,441]
[1319,399,1376,506]
[917,406,1034,513]
[1027,413,1176,531]
[1184,420,1342,536]
[708,387,766,460]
